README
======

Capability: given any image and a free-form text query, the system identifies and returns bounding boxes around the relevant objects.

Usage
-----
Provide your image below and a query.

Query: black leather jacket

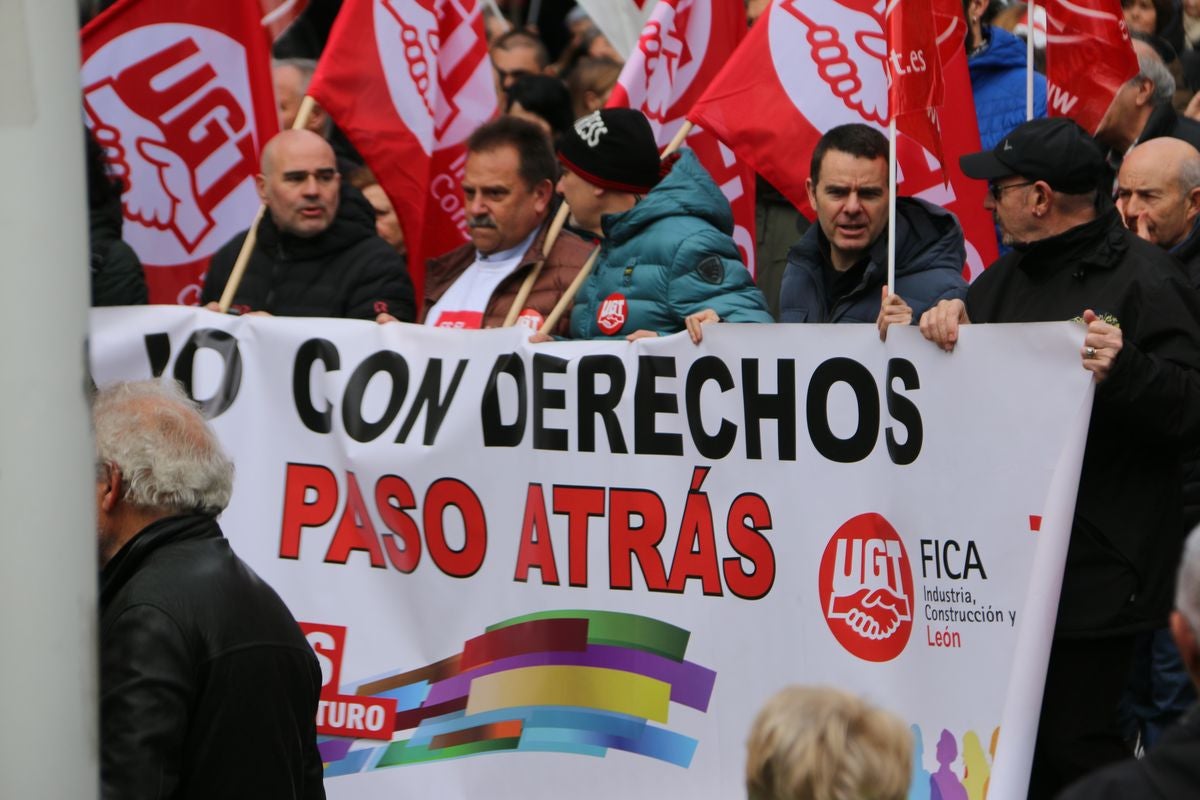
[100,514,325,799]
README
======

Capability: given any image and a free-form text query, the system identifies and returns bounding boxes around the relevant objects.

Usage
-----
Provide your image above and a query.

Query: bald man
[1118,136,1200,267]
[201,129,414,321]
[1115,135,1200,757]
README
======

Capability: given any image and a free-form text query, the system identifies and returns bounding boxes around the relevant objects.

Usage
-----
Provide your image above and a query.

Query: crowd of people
[83,1,1200,798]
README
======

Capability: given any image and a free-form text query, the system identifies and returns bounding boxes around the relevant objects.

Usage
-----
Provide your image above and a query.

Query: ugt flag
[688,0,997,280]
[81,0,279,305]
[307,0,498,306]
[607,0,758,276]
[1043,0,1139,133]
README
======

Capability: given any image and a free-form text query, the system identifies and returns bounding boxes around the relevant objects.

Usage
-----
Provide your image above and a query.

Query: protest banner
[90,308,1093,798]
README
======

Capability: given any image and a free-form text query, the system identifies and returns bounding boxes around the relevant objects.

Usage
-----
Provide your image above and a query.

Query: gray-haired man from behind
[1059,526,1200,798]
[96,381,325,799]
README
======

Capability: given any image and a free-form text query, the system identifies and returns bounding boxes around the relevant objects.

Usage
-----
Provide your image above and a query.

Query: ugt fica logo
[818,513,914,662]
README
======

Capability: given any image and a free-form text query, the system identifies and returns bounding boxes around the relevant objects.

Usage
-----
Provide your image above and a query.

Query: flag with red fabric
[888,0,945,166]
[687,0,997,279]
[307,0,498,306]
[81,0,279,304]
[607,0,758,275]
[1043,0,1139,133]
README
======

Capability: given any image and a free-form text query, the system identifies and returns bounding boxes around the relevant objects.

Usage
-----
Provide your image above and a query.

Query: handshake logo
[818,513,915,663]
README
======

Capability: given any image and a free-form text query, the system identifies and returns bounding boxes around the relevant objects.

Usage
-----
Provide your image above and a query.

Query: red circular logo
[596,293,628,336]
[818,513,914,662]
[515,308,545,331]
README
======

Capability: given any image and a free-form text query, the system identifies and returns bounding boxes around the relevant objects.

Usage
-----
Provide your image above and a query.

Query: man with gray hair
[1059,525,1200,798]
[96,380,325,799]
[1095,35,1200,175]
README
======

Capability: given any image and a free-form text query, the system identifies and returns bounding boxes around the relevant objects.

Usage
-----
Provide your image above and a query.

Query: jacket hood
[603,149,733,244]
[257,182,378,260]
[970,26,1029,71]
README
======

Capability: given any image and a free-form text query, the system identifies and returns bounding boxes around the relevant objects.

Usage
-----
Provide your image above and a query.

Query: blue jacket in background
[969,25,1047,151]
[568,148,772,339]
[778,197,967,324]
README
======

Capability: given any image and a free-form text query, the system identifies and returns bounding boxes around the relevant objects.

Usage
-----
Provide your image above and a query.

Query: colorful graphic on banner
[309,610,715,774]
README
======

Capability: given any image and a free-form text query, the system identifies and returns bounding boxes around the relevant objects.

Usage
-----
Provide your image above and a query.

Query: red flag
[1043,0,1138,133]
[81,0,279,305]
[308,0,498,306]
[888,0,945,167]
[607,0,758,276]
[688,0,997,279]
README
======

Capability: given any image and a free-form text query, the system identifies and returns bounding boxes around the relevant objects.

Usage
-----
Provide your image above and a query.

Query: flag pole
[217,95,317,312]
[887,118,897,297]
[1027,0,1036,120]
[528,120,694,332]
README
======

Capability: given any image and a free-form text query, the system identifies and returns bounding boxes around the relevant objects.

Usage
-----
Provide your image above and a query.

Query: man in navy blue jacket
[778,124,968,336]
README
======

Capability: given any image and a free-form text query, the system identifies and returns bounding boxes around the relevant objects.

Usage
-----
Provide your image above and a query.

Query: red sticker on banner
[515,308,545,330]
[597,293,628,335]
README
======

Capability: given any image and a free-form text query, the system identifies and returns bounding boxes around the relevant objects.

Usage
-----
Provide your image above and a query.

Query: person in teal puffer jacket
[553,108,772,340]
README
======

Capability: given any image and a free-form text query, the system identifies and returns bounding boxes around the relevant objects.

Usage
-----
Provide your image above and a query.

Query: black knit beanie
[558,108,661,193]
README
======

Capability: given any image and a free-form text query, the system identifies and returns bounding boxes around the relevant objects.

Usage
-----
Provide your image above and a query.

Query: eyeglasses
[279,168,339,185]
[988,181,1035,201]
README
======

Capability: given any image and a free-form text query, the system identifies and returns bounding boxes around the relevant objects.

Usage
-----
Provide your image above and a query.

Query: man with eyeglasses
[778,124,968,338]
[920,117,1200,798]
[201,129,415,321]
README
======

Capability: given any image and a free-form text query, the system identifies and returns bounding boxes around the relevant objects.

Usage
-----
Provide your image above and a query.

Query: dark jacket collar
[100,513,221,611]
[1013,206,1128,278]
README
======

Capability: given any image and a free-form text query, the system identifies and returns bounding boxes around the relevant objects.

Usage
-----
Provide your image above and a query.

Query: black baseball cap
[558,108,661,194]
[959,118,1105,194]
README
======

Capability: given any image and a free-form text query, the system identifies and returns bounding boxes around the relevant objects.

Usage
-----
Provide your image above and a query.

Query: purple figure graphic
[930,729,968,800]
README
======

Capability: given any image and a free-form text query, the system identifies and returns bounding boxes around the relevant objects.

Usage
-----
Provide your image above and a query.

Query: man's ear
[806,177,816,209]
[532,178,553,215]
[255,174,268,204]
[1135,77,1156,108]
[1185,186,1200,224]
[98,464,122,514]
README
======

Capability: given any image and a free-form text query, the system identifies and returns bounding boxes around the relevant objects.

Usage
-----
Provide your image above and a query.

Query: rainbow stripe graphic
[319,610,717,775]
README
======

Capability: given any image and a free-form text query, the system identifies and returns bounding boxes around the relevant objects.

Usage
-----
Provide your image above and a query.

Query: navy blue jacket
[969,26,1047,151]
[778,197,967,324]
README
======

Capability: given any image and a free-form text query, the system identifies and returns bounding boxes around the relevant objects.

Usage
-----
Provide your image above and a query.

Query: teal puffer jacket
[568,149,772,339]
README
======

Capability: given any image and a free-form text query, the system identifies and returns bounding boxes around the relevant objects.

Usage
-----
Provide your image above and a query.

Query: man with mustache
[201,129,415,321]
[415,117,591,332]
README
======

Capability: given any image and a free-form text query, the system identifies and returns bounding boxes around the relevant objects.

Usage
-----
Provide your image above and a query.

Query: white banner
[89,307,1094,800]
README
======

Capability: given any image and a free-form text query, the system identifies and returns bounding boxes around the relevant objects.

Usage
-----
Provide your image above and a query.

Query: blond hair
[745,686,912,800]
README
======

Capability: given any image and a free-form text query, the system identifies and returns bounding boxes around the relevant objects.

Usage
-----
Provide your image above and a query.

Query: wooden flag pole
[503,202,571,327]
[218,95,317,312]
[664,120,693,157]
[538,246,600,335]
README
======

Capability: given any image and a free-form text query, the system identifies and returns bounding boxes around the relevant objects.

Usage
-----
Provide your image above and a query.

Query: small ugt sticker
[597,293,628,335]
[818,512,915,662]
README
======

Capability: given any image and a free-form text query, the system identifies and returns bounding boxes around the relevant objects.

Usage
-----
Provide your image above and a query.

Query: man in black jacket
[1059,526,1200,799]
[201,129,414,321]
[95,380,325,799]
[920,117,1200,798]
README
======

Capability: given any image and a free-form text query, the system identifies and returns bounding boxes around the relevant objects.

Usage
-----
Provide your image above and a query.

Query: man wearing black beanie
[551,108,772,341]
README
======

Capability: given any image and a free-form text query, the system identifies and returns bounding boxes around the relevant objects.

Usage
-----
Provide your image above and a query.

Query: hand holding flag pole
[217,95,317,313]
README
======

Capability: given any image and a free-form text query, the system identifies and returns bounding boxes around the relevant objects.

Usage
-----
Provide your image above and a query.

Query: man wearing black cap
[920,117,1200,797]
[551,108,772,341]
